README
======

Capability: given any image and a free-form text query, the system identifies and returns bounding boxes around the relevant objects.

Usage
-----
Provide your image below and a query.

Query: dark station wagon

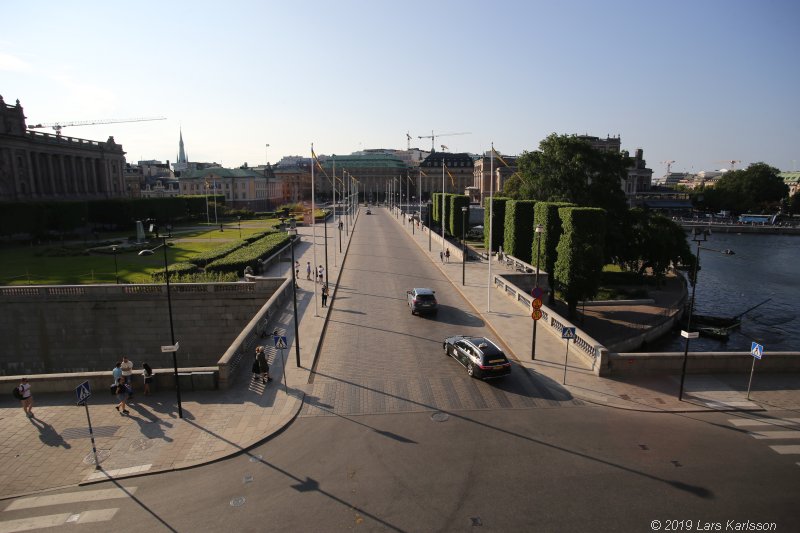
[407,288,438,316]
[442,335,512,379]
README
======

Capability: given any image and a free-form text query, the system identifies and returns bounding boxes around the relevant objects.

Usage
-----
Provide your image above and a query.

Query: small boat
[697,324,739,340]
[722,249,735,255]
[690,314,741,328]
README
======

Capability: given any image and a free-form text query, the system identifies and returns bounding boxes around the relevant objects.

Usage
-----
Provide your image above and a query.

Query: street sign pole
[76,381,99,470]
[531,287,544,361]
[563,338,569,385]
[561,327,576,384]
[747,342,764,400]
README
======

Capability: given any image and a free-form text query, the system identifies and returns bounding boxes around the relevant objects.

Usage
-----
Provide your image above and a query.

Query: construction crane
[715,159,741,171]
[406,131,412,150]
[27,116,167,137]
[661,160,676,174]
[417,130,471,152]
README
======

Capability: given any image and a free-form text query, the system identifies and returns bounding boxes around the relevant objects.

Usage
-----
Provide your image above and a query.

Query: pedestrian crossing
[0,487,135,533]
[728,416,800,462]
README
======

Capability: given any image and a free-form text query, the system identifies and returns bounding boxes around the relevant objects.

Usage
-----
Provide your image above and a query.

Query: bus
[738,213,778,224]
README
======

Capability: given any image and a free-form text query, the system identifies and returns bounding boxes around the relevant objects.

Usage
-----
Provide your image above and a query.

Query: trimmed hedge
[554,207,607,318]
[533,201,576,302]
[448,195,470,237]
[503,200,536,263]
[483,197,510,252]
[151,262,199,281]
[187,230,275,267]
[205,232,291,274]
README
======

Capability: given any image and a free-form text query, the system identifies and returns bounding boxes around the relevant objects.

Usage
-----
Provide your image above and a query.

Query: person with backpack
[15,377,33,417]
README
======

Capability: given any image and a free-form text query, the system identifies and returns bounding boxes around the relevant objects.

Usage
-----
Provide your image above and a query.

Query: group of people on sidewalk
[110,357,153,416]
[439,248,451,263]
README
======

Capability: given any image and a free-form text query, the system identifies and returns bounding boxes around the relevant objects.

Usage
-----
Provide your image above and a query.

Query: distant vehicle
[738,213,778,224]
[366,209,372,215]
[407,288,438,316]
[466,225,484,239]
[442,335,511,379]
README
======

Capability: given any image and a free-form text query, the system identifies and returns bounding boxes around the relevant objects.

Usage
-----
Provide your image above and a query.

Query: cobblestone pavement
[1,206,798,502]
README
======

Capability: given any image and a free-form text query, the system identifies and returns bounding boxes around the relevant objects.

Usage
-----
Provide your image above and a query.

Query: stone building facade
[419,151,474,200]
[0,96,127,202]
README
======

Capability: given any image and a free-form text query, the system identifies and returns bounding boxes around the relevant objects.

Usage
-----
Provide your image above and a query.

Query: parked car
[366,208,372,215]
[442,335,511,379]
[466,225,484,239]
[407,288,438,316]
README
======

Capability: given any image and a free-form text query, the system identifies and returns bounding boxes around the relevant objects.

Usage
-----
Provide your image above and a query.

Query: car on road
[466,225,484,239]
[407,288,438,316]
[442,335,511,379]
[366,208,372,214]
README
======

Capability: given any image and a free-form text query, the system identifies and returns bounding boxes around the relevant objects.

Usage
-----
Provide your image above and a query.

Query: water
[645,232,800,352]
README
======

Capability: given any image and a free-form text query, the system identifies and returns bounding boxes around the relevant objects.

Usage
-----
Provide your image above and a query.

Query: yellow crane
[28,116,166,137]
[661,160,676,174]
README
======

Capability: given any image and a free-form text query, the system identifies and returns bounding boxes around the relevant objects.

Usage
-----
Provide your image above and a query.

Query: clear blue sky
[3,0,798,175]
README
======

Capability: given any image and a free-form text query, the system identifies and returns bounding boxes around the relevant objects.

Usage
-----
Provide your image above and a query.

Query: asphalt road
[2,210,797,532]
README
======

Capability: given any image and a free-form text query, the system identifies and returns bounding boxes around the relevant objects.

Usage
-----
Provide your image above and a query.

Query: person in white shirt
[17,377,33,417]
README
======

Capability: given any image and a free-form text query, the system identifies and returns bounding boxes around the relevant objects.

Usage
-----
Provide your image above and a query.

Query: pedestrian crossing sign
[75,381,92,405]
[274,336,288,349]
[751,342,764,360]
[561,327,576,340]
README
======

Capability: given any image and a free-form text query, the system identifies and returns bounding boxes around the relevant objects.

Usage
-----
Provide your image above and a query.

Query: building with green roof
[780,171,800,197]
[178,166,279,211]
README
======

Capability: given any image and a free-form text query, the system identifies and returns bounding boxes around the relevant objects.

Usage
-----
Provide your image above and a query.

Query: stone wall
[0,279,283,375]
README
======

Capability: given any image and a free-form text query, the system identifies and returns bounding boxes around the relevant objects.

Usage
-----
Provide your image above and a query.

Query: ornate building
[419,151,474,200]
[0,96,127,202]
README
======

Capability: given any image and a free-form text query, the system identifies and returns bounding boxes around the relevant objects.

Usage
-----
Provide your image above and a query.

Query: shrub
[151,262,199,281]
[483,197,510,252]
[503,200,536,263]
[205,232,291,274]
[448,195,470,237]
[554,207,606,318]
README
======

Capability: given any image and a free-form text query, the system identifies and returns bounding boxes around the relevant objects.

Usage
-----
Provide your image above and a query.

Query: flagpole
[332,155,337,267]
[213,177,218,224]
[311,143,318,317]
[488,144,494,312]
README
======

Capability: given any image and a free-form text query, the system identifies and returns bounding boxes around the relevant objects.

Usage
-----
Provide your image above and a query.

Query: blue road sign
[561,327,576,340]
[274,335,288,349]
[531,287,544,299]
[76,380,92,405]
[751,341,764,360]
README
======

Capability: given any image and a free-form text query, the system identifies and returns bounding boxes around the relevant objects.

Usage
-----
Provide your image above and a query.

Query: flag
[493,147,510,168]
[443,162,456,186]
[311,148,330,180]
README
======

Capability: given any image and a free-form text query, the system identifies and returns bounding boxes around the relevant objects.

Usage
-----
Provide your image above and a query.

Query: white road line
[0,509,118,533]
[729,417,800,427]
[4,488,136,511]
[85,464,152,482]
[749,431,800,440]
[769,445,800,455]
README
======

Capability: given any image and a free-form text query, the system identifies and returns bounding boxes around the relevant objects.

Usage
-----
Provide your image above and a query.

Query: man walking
[306,261,312,280]
[321,284,329,307]
[317,265,325,284]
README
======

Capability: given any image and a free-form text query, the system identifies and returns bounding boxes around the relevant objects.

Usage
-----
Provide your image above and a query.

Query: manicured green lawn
[0,219,280,285]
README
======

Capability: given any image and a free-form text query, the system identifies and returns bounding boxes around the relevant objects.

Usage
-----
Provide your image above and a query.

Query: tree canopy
[698,162,788,213]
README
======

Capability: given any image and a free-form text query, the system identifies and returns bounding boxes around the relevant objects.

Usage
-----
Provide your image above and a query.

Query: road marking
[85,464,152,482]
[4,488,136,511]
[749,431,800,440]
[729,417,800,427]
[0,509,118,533]
[769,445,800,455]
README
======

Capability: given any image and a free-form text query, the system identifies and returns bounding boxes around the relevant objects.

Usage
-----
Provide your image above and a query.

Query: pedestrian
[306,261,312,280]
[321,284,329,307]
[17,377,33,417]
[439,250,444,263]
[114,377,130,415]
[317,265,324,284]
[142,363,153,395]
[445,248,450,262]
[112,361,122,385]
[295,261,300,279]
[120,356,134,398]
[255,345,272,384]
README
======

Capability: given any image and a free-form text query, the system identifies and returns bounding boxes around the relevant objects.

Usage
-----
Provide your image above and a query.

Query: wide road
[1,208,797,532]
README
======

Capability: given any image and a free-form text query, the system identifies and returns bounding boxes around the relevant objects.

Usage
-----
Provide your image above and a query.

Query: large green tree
[700,163,788,213]
[617,209,695,280]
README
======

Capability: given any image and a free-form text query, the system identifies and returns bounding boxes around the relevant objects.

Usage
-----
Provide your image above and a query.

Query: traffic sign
[561,327,576,339]
[531,287,544,299]
[75,381,91,405]
[274,335,288,349]
[161,341,180,353]
[532,298,543,309]
[751,342,764,360]
[531,309,543,321]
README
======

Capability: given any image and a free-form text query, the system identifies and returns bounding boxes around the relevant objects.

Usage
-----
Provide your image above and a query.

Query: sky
[2,0,799,175]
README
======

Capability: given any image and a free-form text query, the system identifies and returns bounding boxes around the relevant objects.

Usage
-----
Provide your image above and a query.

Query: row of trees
[690,162,789,214]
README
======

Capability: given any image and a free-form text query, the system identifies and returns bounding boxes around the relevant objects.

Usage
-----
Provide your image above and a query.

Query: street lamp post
[461,207,468,286]
[112,245,119,284]
[679,228,709,401]
[288,228,301,367]
[532,225,544,360]
[137,237,183,418]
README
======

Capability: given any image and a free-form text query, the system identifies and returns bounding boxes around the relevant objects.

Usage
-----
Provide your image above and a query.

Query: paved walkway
[1,207,797,501]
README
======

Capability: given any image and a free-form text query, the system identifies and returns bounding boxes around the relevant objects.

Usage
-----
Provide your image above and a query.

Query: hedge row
[187,230,275,267]
[503,200,536,263]
[150,262,200,281]
[533,201,575,302]
[554,207,607,318]
[483,197,510,252]
[205,232,291,274]
[448,195,470,237]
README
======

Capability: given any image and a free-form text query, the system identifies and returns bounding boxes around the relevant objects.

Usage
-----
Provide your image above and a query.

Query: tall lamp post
[288,228,301,367]
[461,207,468,286]
[112,245,119,284]
[679,228,709,401]
[138,237,183,418]
[532,225,544,360]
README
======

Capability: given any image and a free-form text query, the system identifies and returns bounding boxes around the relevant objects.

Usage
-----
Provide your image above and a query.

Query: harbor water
[644,232,799,353]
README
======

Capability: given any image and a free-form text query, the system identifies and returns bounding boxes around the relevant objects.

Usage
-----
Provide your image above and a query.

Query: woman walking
[114,377,130,415]
[255,346,272,384]
[142,363,153,395]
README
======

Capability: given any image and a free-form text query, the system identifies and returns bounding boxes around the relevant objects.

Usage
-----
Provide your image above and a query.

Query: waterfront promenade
[1,207,798,502]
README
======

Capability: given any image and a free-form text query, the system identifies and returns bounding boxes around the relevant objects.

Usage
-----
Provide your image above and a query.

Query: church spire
[177,129,187,164]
